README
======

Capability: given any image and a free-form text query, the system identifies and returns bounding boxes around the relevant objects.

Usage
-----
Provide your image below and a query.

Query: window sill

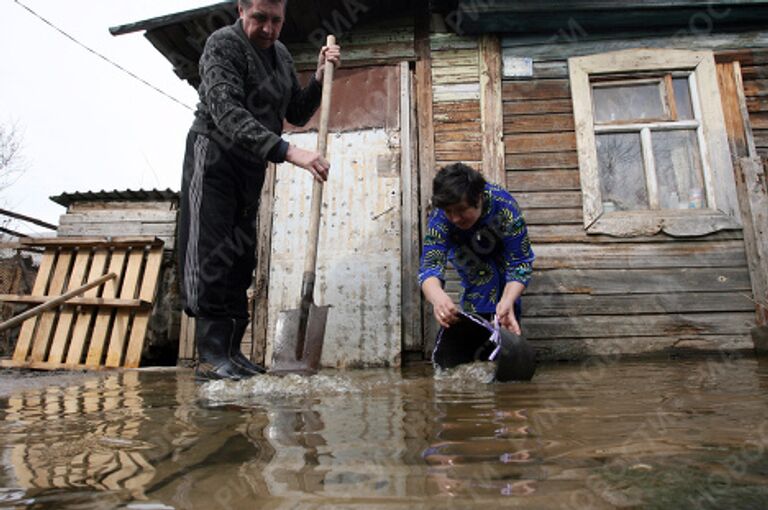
[586,209,742,238]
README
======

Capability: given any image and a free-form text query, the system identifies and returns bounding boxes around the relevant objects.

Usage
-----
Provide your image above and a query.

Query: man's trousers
[178,131,266,320]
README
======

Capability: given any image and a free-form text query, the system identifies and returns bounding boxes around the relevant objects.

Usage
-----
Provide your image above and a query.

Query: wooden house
[110,0,768,366]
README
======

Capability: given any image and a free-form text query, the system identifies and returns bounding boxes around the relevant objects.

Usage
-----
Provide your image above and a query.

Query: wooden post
[739,157,768,325]
[479,34,505,186]
[717,62,768,326]
[415,3,437,357]
[251,163,277,365]
[400,62,423,353]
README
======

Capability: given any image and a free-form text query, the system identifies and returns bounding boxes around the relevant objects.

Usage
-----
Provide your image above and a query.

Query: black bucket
[433,312,536,382]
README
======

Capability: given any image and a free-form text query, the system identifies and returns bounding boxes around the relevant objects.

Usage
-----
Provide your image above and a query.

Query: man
[419,163,535,336]
[178,0,341,381]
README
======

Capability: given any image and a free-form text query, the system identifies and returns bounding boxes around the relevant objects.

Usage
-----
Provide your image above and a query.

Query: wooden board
[0,296,148,308]
[504,98,573,115]
[105,248,145,368]
[506,152,579,171]
[66,249,109,366]
[504,132,577,154]
[523,291,755,317]
[502,79,572,100]
[532,241,749,269]
[6,238,164,371]
[178,311,196,362]
[506,169,581,192]
[525,267,752,295]
[480,34,506,184]
[47,250,90,365]
[524,312,754,340]
[85,248,127,367]
[12,249,55,364]
[526,224,745,244]
[124,246,164,367]
[534,335,753,360]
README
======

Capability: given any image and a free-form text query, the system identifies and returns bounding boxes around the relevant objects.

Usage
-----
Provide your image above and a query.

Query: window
[569,49,741,237]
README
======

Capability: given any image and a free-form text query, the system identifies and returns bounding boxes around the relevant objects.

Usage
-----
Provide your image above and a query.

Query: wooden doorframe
[251,163,277,364]
[400,61,424,355]
[251,62,428,363]
[415,5,438,358]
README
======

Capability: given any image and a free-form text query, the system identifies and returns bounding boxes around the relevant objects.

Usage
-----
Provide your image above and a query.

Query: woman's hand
[315,44,341,82]
[285,145,329,182]
[432,292,459,329]
[432,292,459,328]
[496,281,525,335]
[422,277,459,328]
[496,297,521,335]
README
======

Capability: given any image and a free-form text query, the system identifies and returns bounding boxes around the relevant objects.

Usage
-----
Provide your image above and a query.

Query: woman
[419,163,535,335]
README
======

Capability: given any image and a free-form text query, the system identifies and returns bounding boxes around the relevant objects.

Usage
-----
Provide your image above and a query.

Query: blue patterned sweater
[418,183,535,314]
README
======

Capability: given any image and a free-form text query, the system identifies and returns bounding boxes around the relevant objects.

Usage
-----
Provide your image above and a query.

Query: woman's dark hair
[432,163,486,209]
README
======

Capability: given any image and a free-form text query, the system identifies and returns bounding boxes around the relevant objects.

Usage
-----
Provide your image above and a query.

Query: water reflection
[426,364,540,500]
[0,358,765,509]
[3,373,154,500]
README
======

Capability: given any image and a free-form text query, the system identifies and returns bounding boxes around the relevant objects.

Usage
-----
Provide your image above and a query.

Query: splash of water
[433,362,496,384]
[199,373,363,401]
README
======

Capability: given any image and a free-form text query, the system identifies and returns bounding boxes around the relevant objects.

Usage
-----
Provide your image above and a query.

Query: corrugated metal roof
[50,189,179,207]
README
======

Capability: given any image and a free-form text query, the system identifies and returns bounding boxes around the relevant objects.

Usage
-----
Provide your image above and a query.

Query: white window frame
[569,48,741,237]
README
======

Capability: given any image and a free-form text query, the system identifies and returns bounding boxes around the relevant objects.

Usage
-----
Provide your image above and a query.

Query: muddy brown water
[0,357,767,509]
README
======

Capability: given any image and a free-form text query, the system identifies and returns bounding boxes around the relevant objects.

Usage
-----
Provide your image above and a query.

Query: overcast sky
[1,0,218,234]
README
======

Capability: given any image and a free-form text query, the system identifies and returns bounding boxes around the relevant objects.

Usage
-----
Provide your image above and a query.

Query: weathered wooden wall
[496,31,768,358]
[290,16,415,71]
[58,201,177,250]
[430,34,482,170]
[739,48,768,163]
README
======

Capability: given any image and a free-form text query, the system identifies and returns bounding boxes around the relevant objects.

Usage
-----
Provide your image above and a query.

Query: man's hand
[315,44,341,82]
[286,145,329,182]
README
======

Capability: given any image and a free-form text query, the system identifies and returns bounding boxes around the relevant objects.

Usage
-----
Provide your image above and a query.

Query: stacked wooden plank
[0,237,164,370]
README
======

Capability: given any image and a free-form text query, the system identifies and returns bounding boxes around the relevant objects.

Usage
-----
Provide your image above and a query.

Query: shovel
[271,35,336,376]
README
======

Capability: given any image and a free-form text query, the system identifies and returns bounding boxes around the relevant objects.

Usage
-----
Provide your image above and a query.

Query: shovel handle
[303,35,336,289]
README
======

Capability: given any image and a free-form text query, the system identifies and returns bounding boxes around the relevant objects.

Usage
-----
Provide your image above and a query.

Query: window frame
[569,48,741,237]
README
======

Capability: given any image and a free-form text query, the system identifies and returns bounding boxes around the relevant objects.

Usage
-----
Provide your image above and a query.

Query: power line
[12,0,194,111]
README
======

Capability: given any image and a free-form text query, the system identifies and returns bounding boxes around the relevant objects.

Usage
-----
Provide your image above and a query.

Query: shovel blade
[271,304,330,375]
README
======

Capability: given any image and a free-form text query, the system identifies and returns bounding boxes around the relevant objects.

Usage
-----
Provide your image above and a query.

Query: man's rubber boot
[195,317,244,381]
[230,318,267,376]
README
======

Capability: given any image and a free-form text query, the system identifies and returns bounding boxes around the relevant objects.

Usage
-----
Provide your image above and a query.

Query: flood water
[1,356,767,509]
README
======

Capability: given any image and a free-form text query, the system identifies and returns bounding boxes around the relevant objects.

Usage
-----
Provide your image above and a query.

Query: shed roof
[50,189,179,207]
[109,0,413,88]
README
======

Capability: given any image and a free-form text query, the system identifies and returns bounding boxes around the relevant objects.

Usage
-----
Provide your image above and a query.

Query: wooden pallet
[0,237,164,370]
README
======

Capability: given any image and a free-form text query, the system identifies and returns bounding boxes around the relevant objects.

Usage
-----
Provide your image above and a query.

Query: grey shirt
[191,20,322,165]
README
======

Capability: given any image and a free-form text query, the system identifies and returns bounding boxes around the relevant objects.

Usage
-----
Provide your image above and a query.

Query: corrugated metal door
[266,66,404,368]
